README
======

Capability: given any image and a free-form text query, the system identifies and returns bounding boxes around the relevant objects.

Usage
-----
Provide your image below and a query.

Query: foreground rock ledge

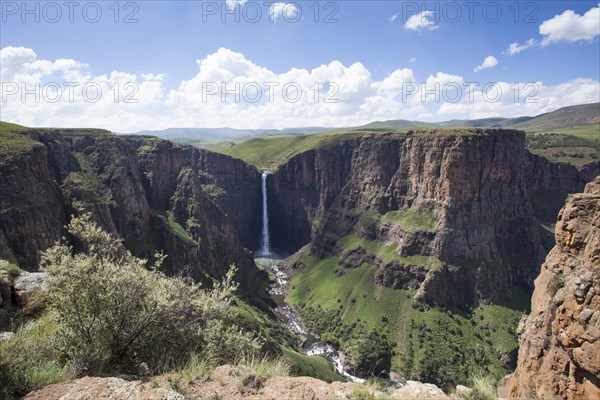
[499,176,600,400]
[23,365,449,400]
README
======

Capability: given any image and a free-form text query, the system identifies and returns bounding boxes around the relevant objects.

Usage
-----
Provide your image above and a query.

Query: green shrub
[40,213,262,376]
[548,272,565,296]
[0,260,21,285]
[203,320,263,365]
[344,332,392,376]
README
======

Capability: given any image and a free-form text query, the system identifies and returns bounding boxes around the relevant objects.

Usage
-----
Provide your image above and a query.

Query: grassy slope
[514,104,599,165]
[0,122,113,159]
[287,255,529,387]
[0,122,44,159]
[218,128,502,170]
[525,131,599,166]
[171,137,237,152]
[0,121,112,138]
[514,103,599,132]
[218,130,368,170]
[288,257,412,332]
[546,124,600,141]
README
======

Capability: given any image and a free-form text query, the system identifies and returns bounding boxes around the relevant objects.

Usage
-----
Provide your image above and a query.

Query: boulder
[12,272,47,306]
[390,380,450,399]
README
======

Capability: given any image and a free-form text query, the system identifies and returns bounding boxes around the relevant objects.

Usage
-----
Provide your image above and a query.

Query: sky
[1,0,599,132]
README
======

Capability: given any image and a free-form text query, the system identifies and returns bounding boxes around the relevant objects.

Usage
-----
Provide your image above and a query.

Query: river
[255,256,366,383]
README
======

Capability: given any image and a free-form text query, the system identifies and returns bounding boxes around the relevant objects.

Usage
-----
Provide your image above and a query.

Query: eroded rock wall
[500,177,600,400]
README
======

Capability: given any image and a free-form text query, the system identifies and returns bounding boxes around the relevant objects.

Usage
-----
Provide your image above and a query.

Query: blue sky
[1,1,599,131]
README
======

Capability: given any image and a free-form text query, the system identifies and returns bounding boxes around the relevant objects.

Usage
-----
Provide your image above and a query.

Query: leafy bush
[0,259,21,285]
[40,214,262,376]
[344,332,392,376]
[297,305,392,377]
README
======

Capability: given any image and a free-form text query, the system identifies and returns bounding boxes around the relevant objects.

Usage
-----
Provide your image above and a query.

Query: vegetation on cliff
[288,251,529,389]
[0,215,266,398]
[219,128,512,170]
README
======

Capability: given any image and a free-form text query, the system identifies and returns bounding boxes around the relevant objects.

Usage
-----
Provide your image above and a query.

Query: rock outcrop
[0,130,263,289]
[23,365,449,400]
[11,272,47,306]
[23,376,185,400]
[499,177,600,400]
[272,130,588,306]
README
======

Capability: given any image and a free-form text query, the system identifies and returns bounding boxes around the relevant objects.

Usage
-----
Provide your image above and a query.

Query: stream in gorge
[254,256,366,384]
[255,170,365,383]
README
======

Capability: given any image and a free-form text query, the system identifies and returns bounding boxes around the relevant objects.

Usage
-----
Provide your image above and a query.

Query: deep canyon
[1,125,598,397]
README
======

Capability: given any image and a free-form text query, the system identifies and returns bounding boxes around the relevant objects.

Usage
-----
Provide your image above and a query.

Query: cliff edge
[499,176,600,399]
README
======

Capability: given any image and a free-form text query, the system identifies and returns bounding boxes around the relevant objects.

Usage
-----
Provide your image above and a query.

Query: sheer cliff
[1,127,590,307]
[270,129,587,305]
[499,177,600,400]
[0,129,262,288]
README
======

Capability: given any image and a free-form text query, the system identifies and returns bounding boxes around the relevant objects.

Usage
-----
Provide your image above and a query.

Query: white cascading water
[260,171,270,256]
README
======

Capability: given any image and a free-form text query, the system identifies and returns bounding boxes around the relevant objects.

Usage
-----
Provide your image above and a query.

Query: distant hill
[513,103,600,131]
[356,103,599,132]
[128,126,332,142]
[356,119,436,130]
[437,116,535,128]
[133,103,598,143]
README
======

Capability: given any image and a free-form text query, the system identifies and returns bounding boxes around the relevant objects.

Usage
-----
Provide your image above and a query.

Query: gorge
[1,122,598,396]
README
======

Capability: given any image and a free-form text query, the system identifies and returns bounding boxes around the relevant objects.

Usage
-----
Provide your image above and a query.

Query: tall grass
[455,374,497,400]
[470,375,497,400]
[179,353,214,381]
[237,355,291,378]
[0,316,71,399]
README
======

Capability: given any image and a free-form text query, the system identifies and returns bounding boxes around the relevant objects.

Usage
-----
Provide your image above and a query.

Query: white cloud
[2,46,599,132]
[269,3,298,22]
[409,57,416,63]
[225,0,246,10]
[426,72,464,88]
[505,39,538,55]
[474,56,498,72]
[404,11,439,31]
[376,68,416,96]
[505,4,600,54]
[390,14,398,22]
[0,46,89,83]
[540,4,600,45]
[437,78,600,120]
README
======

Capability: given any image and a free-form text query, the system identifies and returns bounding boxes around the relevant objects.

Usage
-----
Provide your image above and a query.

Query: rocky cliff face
[0,139,66,267]
[271,130,587,305]
[128,138,262,250]
[500,177,600,400]
[0,131,262,287]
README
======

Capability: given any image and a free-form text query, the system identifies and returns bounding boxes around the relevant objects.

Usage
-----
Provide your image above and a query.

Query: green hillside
[514,103,600,133]
[287,251,529,389]
[0,122,114,161]
[219,130,370,170]
[218,128,503,170]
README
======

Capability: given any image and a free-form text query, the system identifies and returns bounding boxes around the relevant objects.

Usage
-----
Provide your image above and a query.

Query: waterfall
[260,171,270,256]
